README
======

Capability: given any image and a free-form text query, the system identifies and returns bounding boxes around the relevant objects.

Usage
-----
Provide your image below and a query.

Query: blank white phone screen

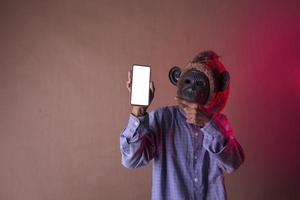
[131,65,150,106]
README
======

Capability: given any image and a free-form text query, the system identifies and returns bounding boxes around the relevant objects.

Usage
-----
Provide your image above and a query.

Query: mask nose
[190,84,196,91]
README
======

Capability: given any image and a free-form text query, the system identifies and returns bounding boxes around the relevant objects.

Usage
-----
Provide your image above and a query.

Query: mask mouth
[181,87,209,104]
[183,88,197,101]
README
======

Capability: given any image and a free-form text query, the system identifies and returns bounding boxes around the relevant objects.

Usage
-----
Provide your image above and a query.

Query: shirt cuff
[201,118,219,137]
[122,113,147,138]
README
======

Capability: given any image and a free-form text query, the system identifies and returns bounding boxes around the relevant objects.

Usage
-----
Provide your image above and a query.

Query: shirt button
[195,133,198,137]
[194,156,197,160]
[134,121,139,126]
[194,178,198,182]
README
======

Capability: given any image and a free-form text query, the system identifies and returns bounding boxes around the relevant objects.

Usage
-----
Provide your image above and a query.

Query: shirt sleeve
[120,110,160,169]
[201,114,245,173]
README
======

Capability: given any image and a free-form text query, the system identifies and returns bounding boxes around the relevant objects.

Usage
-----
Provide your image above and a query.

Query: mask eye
[184,79,191,84]
[195,80,206,87]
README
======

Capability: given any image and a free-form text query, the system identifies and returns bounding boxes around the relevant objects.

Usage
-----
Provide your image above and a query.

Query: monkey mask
[169,51,230,114]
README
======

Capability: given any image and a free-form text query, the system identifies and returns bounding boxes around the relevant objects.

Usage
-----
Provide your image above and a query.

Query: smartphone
[130,64,151,106]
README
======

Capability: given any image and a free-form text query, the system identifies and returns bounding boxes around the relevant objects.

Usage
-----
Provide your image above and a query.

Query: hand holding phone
[130,64,151,106]
[127,65,155,115]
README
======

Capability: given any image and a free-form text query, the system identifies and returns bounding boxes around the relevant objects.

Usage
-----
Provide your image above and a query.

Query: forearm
[120,113,157,168]
[201,115,245,173]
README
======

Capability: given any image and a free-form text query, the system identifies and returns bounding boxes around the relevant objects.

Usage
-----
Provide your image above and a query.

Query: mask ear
[169,66,182,86]
[218,71,230,91]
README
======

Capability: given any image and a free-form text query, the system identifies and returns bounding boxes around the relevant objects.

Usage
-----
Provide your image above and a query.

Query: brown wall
[1,0,300,199]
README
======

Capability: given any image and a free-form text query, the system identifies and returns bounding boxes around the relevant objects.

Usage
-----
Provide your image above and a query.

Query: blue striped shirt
[120,106,244,200]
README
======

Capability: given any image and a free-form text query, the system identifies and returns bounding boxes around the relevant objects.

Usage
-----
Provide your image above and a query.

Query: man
[120,51,244,200]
